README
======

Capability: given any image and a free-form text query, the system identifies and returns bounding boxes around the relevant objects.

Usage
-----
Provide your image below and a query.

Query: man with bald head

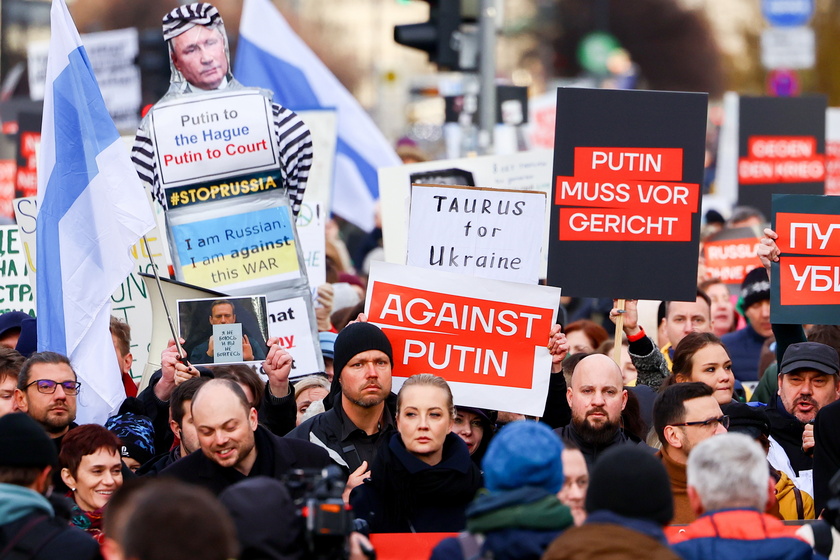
[160,378,328,495]
[555,354,642,466]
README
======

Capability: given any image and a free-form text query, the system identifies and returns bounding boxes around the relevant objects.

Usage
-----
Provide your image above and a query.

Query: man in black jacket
[767,342,840,499]
[161,378,329,495]
[0,413,100,560]
[286,322,397,497]
[555,354,640,466]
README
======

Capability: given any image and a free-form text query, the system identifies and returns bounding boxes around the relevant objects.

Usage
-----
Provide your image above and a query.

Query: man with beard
[767,342,840,499]
[160,378,328,495]
[653,382,728,524]
[555,354,641,466]
[14,352,79,443]
[286,322,396,500]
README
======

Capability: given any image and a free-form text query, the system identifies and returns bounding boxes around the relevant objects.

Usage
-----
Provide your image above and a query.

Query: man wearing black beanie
[0,413,100,559]
[286,322,396,499]
[543,445,681,560]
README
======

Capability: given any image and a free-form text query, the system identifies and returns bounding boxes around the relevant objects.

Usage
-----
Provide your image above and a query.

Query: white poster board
[0,226,35,316]
[365,261,561,416]
[379,150,554,277]
[407,184,546,284]
[267,295,323,378]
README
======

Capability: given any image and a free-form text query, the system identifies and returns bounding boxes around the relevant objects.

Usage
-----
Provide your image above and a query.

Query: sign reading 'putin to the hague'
[548,88,708,301]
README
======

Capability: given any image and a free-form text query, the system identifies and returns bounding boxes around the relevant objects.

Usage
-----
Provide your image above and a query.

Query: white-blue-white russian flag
[235,0,401,232]
[37,0,156,424]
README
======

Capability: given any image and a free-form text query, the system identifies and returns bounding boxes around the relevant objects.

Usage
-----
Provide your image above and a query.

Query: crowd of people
[3,217,840,559]
[3,1,840,559]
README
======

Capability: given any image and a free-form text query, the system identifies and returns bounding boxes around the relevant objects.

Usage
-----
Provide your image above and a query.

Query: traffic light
[394,0,464,70]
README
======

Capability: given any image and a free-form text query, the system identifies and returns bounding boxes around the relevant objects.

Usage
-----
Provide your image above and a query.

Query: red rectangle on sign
[780,256,840,306]
[748,136,816,159]
[367,281,553,389]
[572,147,684,181]
[703,238,761,285]
[558,207,693,242]
[776,213,840,256]
[738,157,825,184]
[554,177,699,211]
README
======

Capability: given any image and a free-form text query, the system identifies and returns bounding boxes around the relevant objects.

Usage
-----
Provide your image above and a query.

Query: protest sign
[406,184,546,284]
[0,225,34,316]
[770,193,840,324]
[702,226,762,286]
[296,110,337,215]
[549,88,707,301]
[296,201,327,292]
[365,261,561,417]
[737,96,826,217]
[151,90,278,194]
[380,150,554,276]
[826,107,840,196]
[267,294,323,378]
[178,296,269,366]
[28,28,141,131]
[167,194,305,296]
[213,323,244,363]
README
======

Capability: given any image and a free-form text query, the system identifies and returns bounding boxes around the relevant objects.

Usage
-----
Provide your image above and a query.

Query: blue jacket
[721,324,767,382]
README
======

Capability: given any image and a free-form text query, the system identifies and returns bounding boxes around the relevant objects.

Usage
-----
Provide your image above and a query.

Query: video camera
[284,465,373,560]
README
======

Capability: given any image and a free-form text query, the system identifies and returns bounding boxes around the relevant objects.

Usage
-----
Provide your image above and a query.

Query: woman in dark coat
[350,374,482,533]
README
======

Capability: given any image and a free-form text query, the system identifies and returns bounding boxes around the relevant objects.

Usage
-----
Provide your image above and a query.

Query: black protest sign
[770,193,840,325]
[548,88,707,301]
[738,96,827,218]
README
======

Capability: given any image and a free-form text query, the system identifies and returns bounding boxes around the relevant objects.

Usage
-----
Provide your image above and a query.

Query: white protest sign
[267,296,322,378]
[13,196,165,383]
[28,28,141,131]
[365,261,561,417]
[0,226,34,316]
[296,202,326,292]
[296,110,337,214]
[380,150,553,276]
[213,323,243,363]
[407,184,545,284]
[151,90,277,188]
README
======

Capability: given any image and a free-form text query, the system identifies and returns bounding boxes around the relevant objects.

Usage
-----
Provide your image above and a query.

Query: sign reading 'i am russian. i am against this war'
[548,88,708,302]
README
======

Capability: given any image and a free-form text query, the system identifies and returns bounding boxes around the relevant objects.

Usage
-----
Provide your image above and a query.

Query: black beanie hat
[585,445,674,526]
[739,267,770,312]
[328,322,393,404]
[0,412,58,468]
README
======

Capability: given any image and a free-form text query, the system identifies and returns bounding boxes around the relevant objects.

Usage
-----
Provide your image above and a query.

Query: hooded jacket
[0,483,101,560]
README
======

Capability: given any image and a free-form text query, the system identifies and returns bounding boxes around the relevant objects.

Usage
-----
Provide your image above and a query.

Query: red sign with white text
[365,262,560,417]
[554,146,698,243]
[739,135,825,184]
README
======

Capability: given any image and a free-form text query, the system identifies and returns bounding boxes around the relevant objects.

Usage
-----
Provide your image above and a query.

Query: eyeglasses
[670,415,729,430]
[25,379,81,395]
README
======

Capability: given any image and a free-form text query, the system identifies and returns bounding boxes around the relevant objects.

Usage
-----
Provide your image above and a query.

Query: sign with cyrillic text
[406,184,546,284]
[549,88,707,300]
[771,193,840,323]
[365,261,561,416]
[738,96,826,217]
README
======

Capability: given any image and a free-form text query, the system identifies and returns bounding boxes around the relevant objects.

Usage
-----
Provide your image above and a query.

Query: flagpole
[141,235,189,363]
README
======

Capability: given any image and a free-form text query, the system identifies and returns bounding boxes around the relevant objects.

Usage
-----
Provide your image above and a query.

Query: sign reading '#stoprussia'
[151,90,277,189]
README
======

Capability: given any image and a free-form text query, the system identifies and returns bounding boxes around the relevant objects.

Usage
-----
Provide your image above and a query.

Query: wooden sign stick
[612,299,625,366]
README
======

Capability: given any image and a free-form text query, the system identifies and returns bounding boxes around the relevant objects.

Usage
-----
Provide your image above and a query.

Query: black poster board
[770,193,840,325]
[738,96,827,218]
[548,88,707,301]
